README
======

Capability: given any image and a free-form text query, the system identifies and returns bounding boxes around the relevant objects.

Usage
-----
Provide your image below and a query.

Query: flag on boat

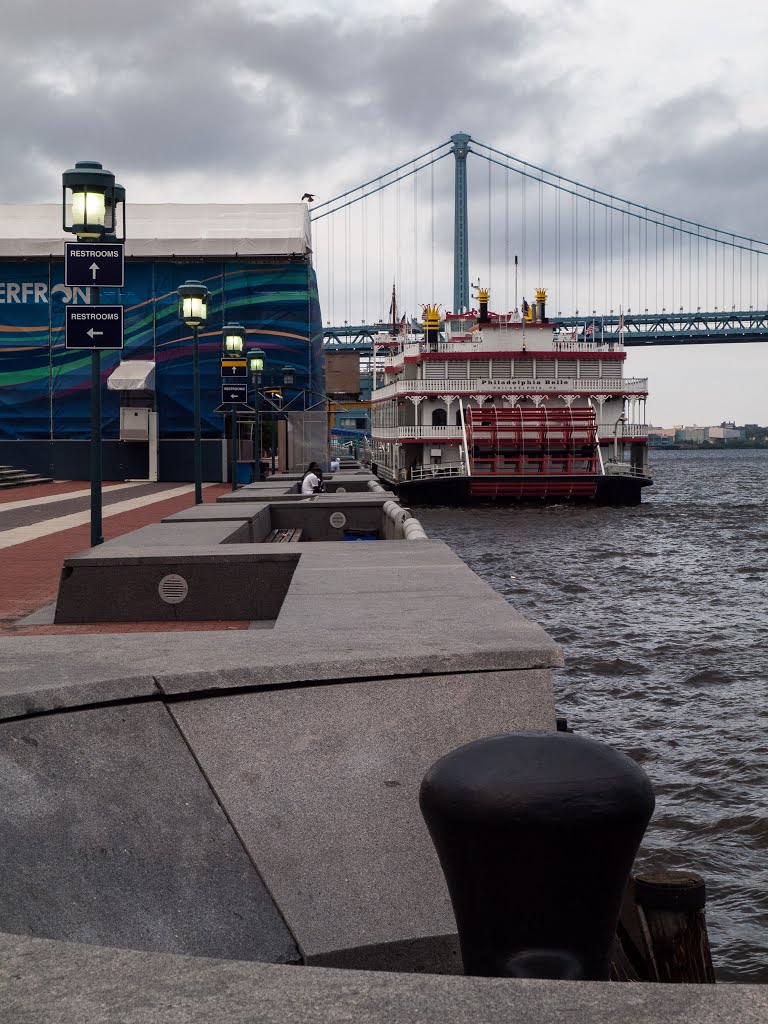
[585,322,595,337]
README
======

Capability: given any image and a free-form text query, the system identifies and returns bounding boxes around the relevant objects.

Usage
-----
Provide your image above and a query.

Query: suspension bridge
[313,133,768,350]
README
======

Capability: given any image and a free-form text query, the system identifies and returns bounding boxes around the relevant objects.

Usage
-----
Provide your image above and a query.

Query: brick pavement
[0,482,250,635]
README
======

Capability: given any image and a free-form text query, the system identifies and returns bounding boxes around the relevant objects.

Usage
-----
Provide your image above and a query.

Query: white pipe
[458,398,471,476]
[588,398,606,475]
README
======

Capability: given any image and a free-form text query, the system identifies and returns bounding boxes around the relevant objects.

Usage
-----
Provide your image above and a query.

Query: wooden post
[616,871,715,983]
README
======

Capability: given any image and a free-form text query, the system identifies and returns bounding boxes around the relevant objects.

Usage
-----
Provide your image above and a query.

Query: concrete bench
[265,527,303,543]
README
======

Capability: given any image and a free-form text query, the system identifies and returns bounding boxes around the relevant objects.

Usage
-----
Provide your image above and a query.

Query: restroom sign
[65,305,124,350]
[65,242,124,288]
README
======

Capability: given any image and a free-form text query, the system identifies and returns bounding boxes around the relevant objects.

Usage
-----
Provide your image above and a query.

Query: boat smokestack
[423,303,442,352]
[535,288,548,323]
[477,286,490,324]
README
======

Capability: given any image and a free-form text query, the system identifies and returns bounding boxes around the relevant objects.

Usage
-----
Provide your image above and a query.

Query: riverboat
[369,287,652,505]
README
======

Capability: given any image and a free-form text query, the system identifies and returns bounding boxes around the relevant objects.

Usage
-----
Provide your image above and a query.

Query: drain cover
[158,573,189,604]
[329,512,346,528]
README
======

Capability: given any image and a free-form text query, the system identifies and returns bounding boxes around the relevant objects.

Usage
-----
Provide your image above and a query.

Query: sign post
[61,159,125,549]
[65,302,124,545]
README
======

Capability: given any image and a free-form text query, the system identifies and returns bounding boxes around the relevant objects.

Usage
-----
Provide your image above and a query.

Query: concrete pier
[2,468,762,1020]
[1,468,560,974]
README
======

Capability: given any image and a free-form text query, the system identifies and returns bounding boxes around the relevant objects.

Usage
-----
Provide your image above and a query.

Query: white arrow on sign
[89,262,100,280]
[87,328,104,339]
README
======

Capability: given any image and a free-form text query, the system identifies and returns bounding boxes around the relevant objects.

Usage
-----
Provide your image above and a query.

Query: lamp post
[178,281,209,505]
[248,348,265,481]
[62,161,125,547]
[222,324,246,490]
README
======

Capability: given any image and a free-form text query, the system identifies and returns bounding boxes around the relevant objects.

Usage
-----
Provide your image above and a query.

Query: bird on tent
[301,193,316,202]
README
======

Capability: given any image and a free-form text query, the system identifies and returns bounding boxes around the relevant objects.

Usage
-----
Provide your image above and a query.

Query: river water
[416,449,768,982]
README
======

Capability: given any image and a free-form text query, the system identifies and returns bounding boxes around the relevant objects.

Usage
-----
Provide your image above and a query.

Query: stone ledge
[2,934,765,1024]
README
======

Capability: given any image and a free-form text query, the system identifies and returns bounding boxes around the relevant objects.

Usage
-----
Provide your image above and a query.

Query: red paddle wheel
[465,405,599,499]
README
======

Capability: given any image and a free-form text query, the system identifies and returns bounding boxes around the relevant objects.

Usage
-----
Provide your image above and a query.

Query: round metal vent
[329,511,347,529]
[158,573,189,604]
[336,487,347,493]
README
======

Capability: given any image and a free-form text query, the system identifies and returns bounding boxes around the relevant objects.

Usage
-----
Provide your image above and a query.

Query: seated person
[329,456,341,472]
[301,462,324,495]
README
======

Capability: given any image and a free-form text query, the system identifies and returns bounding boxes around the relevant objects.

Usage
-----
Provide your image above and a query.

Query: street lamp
[248,348,266,481]
[62,160,125,548]
[62,161,125,242]
[282,365,295,387]
[178,280,209,505]
[223,323,246,356]
[221,325,248,490]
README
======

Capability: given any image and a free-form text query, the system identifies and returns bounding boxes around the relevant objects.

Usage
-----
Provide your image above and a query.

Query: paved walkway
[0,481,234,635]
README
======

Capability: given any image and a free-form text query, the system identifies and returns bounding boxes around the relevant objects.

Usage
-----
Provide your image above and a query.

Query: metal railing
[603,461,651,477]
[372,425,465,440]
[372,378,648,400]
[409,463,467,480]
[597,423,648,440]
[373,423,648,442]
[380,335,626,365]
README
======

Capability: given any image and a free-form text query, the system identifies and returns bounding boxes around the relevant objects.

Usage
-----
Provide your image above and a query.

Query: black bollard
[419,732,655,980]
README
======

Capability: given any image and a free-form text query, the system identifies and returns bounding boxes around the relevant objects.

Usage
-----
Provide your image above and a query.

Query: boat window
[448,361,469,379]
[600,360,622,378]
[432,408,447,426]
[425,361,447,379]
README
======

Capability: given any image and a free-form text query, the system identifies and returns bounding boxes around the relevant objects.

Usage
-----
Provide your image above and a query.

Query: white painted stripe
[0,481,140,513]
[0,484,198,551]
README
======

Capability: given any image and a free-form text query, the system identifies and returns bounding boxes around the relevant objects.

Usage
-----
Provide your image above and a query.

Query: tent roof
[107,360,156,392]
[0,203,312,258]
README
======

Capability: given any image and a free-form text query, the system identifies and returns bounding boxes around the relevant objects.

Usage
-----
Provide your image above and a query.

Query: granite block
[2,932,766,1024]
[170,668,555,965]
[92,522,242,549]
[0,703,298,962]
[163,503,268,523]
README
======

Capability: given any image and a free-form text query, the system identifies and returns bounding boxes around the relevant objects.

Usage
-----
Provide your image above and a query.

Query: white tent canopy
[0,203,312,258]
[107,360,156,392]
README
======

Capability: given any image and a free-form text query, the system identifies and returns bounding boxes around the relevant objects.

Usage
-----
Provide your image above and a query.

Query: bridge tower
[451,132,471,313]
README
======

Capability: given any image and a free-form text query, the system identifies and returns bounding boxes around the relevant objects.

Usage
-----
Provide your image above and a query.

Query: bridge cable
[362,186,367,323]
[311,149,452,222]
[469,146,768,256]
[430,159,435,301]
[413,160,418,316]
[488,155,492,291]
[470,137,768,253]
[504,154,509,314]
[310,140,452,214]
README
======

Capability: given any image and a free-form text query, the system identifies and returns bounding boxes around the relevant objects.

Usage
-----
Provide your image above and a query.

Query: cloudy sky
[2,0,767,425]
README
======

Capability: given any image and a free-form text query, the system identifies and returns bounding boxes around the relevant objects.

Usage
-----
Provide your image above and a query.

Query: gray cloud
[0,0,573,200]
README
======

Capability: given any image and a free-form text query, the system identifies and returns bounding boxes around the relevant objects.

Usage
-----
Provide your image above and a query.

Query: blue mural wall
[0,259,323,442]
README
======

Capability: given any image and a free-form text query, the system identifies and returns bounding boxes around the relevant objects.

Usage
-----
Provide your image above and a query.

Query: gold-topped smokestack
[476,285,490,324]
[422,303,442,352]
[535,287,548,323]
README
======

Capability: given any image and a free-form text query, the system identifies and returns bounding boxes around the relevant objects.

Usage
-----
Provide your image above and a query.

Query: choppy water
[417,449,768,982]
